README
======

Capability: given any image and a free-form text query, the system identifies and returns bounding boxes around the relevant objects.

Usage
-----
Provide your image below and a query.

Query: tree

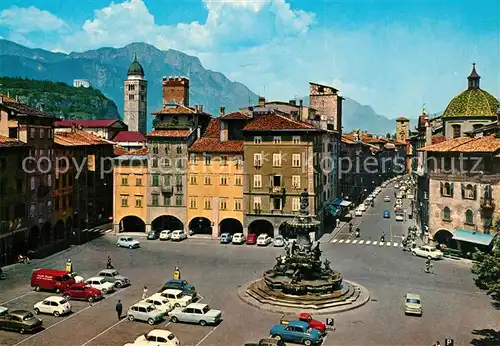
[471,236,500,296]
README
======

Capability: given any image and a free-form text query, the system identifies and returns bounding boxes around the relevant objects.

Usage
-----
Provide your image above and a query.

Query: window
[442,207,451,221]
[128,84,135,91]
[465,209,474,225]
[164,145,170,154]
[47,174,52,187]
[235,156,243,168]
[30,177,35,190]
[176,196,183,206]
[292,197,300,211]
[272,175,282,187]
[30,128,36,139]
[121,197,128,207]
[235,175,242,186]
[163,158,171,167]
[190,175,197,185]
[220,155,228,166]
[292,136,301,144]
[254,153,262,167]
[164,195,171,206]
[204,175,211,185]
[29,203,35,217]
[292,175,301,189]
[176,158,183,169]
[273,153,281,167]
[272,197,282,210]
[253,175,262,188]
[164,175,171,186]
[234,199,242,211]
[129,94,135,100]
[273,136,281,144]
[452,124,461,139]
[204,197,212,210]
[152,174,159,186]
[136,177,142,186]
[189,197,197,209]
[253,196,262,210]
[189,154,198,164]
[152,145,159,154]
[121,176,128,186]
[204,154,212,165]
[220,175,228,185]
[47,200,52,213]
[8,127,18,139]
[176,146,183,154]
[152,158,158,168]
[135,198,142,207]
[461,184,476,199]
[152,194,159,207]
[254,136,262,144]
[48,129,53,139]
[292,154,301,167]
[440,182,453,197]
[40,128,44,139]
[220,198,228,210]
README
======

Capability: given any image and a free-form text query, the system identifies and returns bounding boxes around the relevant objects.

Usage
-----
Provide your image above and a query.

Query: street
[0,182,498,346]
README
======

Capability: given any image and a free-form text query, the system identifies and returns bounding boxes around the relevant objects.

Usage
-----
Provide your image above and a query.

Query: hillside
[0,77,120,120]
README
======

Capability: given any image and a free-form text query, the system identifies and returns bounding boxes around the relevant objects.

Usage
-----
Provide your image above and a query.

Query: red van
[246,233,257,245]
[31,269,75,293]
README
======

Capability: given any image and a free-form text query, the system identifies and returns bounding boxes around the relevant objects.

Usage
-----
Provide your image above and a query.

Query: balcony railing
[162,186,173,194]
[480,197,495,209]
[429,171,500,182]
[269,186,285,194]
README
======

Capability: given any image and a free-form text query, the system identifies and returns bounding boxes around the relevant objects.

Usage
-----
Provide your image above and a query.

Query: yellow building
[112,148,149,233]
[187,115,247,238]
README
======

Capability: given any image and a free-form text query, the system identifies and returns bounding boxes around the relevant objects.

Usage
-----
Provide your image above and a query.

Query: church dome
[127,55,145,77]
[442,63,499,118]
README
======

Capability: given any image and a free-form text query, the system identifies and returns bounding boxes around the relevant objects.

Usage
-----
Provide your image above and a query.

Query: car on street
[62,283,102,302]
[355,209,363,217]
[383,210,390,218]
[141,294,174,313]
[281,313,326,334]
[384,196,391,202]
[395,184,400,189]
[159,289,194,307]
[273,235,285,247]
[168,303,222,326]
[220,233,233,244]
[160,279,197,298]
[128,329,180,346]
[84,277,116,294]
[270,320,322,345]
[244,338,285,346]
[412,245,443,260]
[232,233,246,244]
[171,230,187,241]
[404,293,422,316]
[246,233,258,245]
[117,237,140,249]
[98,269,130,288]
[147,230,160,240]
[33,296,71,317]
[395,214,404,221]
[0,306,8,317]
[257,234,272,246]
[159,230,172,241]
[407,194,415,200]
[127,302,165,325]
[381,182,387,188]
[67,272,84,283]
[0,310,43,334]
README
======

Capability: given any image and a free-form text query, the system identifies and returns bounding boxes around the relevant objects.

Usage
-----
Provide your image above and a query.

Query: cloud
[0,6,67,33]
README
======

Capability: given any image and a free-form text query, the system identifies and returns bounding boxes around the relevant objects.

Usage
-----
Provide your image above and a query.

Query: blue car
[270,320,323,345]
[220,233,233,244]
[383,210,390,218]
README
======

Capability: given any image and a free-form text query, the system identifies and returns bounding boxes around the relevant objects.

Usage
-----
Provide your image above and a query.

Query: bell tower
[124,55,147,135]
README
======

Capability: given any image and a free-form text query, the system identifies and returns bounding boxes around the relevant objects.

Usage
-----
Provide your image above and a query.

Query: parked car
[232,233,246,244]
[381,182,387,188]
[33,296,71,317]
[395,214,404,222]
[129,329,180,346]
[412,245,443,260]
[117,237,140,249]
[31,269,75,293]
[159,289,193,307]
[141,294,174,314]
[244,338,285,346]
[407,194,415,200]
[160,230,172,241]
[147,230,160,240]
[171,230,187,241]
[246,233,258,245]
[160,279,197,298]
[273,235,285,247]
[384,196,391,202]
[62,283,102,302]
[127,302,165,325]
[256,234,272,246]
[98,269,130,288]
[355,209,363,217]
[168,303,222,326]
[280,313,326,334]
[84,277,116,294]
[395,184,400,189]
[0,310,43,334]
[270,320,322,345]
[383,210,390,218]
[404,293,422,316]
[0,306,8,317]
[67,272,84,283]
[220,233,233,244]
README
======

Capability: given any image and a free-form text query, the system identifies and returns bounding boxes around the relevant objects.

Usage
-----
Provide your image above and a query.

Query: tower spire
[467,63,480,89]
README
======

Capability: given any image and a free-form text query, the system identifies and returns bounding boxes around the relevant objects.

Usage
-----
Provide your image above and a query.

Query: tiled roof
[152,104,195,115]
[55,119,121,128]
[55,130,111,146]
[112,131,146,142]
[114,146,129,156]
[189,118,243,153]
[114,146,148,156]
[0,135,28,148]
[341,135,356,144]
[340,135,379,151]
[0,98,57,119]
[146,129,193,138]
[431,136,446,145]
[131,147,148,155]
[0,94,18,103]
[220,112,251,120]
[396,117,409,121]
[243,112,318,131]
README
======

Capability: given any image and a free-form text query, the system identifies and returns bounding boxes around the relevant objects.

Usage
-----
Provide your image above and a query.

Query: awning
[453,229,495,246]
[332,199,342,206]
[324,203,341,216]
[340,200,352,207]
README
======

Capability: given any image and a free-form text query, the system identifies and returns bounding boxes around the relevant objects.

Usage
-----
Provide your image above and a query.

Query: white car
[407,194,415,200]
[142,294,174,313]
[68,272,84,283]
[159,289,193,308]
[117,237,140,249]
[395,214,404,222]
[412,245,444,260]
[85,277,116,294]
[355,209,363,217]
[34,296,71,317]
[171,230,187,241]
[256,234,272,246]
[395,184,400,189]
[381,183,387,188]
[160,230,172,241]
[232,233,245,244]
[384,196,391,202]
[129,329,180,346]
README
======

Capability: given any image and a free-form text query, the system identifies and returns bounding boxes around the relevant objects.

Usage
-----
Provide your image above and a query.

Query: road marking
[194,323,222,346]
[14,287,130,346]
[386,242,391,247]
[332,239,338,243]
[80,318,127,346]
[0,291,34,305]
[345,240,351,244]
[372,241,377,245]
[338,240,344,243]
[393,242,399,247]
[358,240,364,244]
[366,241,371,245]
[379,242,385,246]
[351,240,358,244]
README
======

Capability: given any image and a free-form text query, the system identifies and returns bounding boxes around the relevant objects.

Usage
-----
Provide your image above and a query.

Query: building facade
[124,56,147,135]
[55,119,128,141]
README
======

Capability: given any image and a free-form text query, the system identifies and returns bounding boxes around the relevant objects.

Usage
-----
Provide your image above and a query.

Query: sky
[0,0,499,118]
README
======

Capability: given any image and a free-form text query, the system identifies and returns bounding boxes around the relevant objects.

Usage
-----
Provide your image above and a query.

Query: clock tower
[395,117,410,142]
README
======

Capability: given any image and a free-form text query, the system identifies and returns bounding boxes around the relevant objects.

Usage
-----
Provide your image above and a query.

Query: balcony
[269,186,285,196]
[480,197,495,209]
[161,186,173,195]
[253,208,262,214]
[429,171,500,183]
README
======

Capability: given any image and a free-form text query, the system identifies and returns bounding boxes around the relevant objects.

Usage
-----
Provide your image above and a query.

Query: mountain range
[0,39,414,134]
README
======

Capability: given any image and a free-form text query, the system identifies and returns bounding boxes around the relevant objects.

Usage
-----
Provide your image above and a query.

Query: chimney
[197,126,201,139]
[289,100,296,106]
[220,106,225,116]
[258,96,265,107]
[195,104,203,113]
[425,120,432,146]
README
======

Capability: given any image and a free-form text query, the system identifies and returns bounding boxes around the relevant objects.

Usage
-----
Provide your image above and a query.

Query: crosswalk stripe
[345,240,351,244]
[379,242,385,246]
[359,240,364,244]
[393,242,399,247]
[366,241,371,244]
[332,239,338,243]
[386,242,391,246]
[372,241,378,245]
[351,240,358,244]
[338,239,344,243]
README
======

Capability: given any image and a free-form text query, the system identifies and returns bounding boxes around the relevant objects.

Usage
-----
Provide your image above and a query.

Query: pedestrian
[142,286,148,300]
[115,300,123,320]
[336,218,340,228]
[107,255,113,269]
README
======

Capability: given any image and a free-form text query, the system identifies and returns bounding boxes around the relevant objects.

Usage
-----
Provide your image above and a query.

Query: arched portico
[28,225,40,250]
[434,228,456,248]
[248,219,274,238]
[219,218,243,236]
[189,217,212,235]
[65,217,72,238]
[54,220,65,240]
[120,216,146,233]
[151,215,184,231]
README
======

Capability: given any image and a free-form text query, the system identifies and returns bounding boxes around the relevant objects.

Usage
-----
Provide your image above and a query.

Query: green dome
[127,56,144,77]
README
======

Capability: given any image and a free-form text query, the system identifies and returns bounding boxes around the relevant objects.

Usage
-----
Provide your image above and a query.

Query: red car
[281,313,326,334]
[246,233,257,245]
[62,283,103,302]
